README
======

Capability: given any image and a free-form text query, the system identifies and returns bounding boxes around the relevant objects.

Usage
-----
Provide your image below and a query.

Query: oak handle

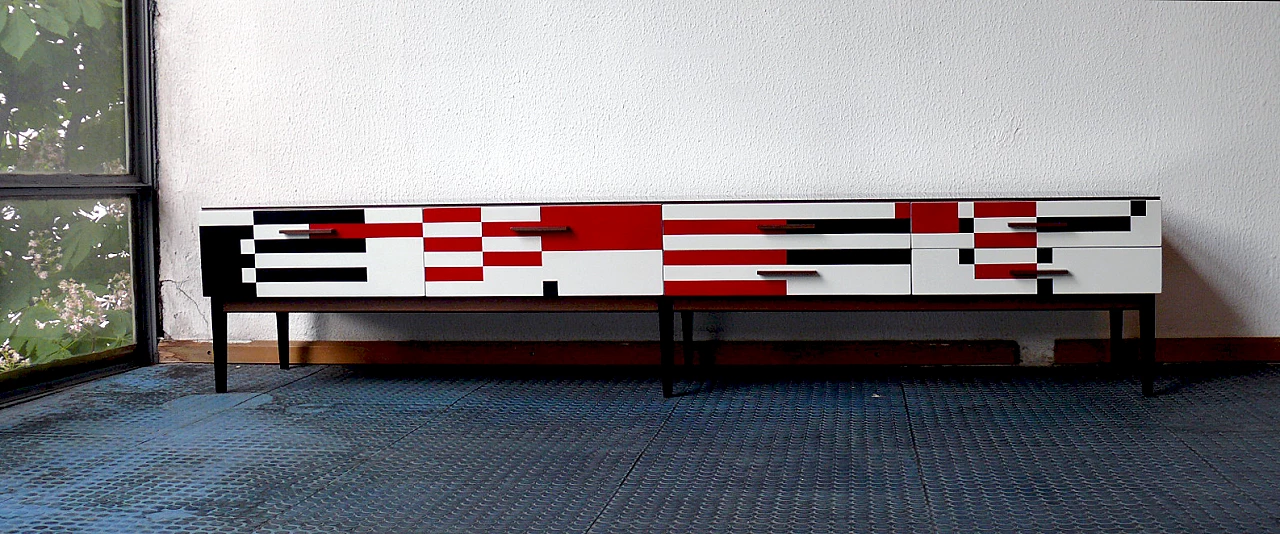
[510,226,571,233]
[757,269,821,277]
[1007,222,1068,230]
[1010,269,1070,278]
[279,229,336,236]
[757,224,816,231]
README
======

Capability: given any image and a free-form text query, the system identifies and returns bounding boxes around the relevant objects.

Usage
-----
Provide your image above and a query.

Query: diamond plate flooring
[2,363,1280,533]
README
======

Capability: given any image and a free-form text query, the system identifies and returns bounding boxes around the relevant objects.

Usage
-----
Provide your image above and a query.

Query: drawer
[424,204,663,296]
[910,199,1160,249]
[662,202,912,295]
[201,207,426,298]
[912,247,1161,295]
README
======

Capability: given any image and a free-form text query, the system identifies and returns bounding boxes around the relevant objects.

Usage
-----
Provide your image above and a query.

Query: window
[1,0,154,392]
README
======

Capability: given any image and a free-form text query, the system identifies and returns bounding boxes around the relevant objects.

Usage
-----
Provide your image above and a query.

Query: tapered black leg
[211,297,228,393]
[1140,296,1156,397]
[1110,309,1124,364]
[660,299,674,398]
[277,312,290,370]
[681,311,695,366]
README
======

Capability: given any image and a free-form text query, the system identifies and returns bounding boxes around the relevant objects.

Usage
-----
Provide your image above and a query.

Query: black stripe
[199,226,256,299]
[253,209,365,225]
[786,219,912,234]
[786,249,912,265]
[256,268,368,283]
[1036,216,1130,233]
[254,239,367,254]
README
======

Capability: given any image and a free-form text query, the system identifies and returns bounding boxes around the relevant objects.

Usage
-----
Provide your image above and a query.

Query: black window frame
[0,0,158,397]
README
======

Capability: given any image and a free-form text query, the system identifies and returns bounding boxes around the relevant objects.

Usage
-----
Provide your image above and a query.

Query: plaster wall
[155,1,1280,359]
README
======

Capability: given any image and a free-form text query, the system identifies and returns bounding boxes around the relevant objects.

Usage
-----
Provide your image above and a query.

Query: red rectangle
[895,202,911,220]
[974,201,1036,218]
[425,267,484,282]
[974,232,1036,248]
[311,223,422,239]
[662,219,787,235]
[483,205,663,251]
[663,250,787,265]
[483,251,542,266]
[424,237,483,252]
[422,207,481,223]
[664,280,788,296]
[910,202,959,233]
[975,263,1037,280]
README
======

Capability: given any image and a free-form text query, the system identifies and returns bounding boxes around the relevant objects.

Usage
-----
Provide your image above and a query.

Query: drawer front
[910,199,1160,249]
[912,247,1161,295]
[200,207,426,298]
[424,204,663,296]
[662,202,912,295]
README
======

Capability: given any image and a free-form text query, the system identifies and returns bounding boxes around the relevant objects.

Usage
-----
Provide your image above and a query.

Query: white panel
[424,251,484,267]
[1046,247,1162,294]
[664,234,910,251]
[481,205,540,222]
[1036,200,1131,217]
[241,268,256,283]
[974,248,1038,264]
[973,217,1036,233]
[200,210,254,226]
[365,207,424,223]
[662,202,897,220]
[423,222,483,237]
[239,239,255,254]
[663,265,909,295]
[957,202,975,218]
[543,251,663,296]
[252,224,309,240]
[785,266,911,295]
[254,237,425,297]
[912,233,975,249]
[425,267,544,297]
[911,249,1037,295]
[483,236,542,252]
[1036,202,1161,248]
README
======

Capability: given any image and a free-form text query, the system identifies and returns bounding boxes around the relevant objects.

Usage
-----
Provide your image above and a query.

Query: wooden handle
[757,224,816,231]
[510,226,571,233]
[1008,222,1068,230]
[1010,269,1070,278]
[279,228,336,236]
[757,269,821,276]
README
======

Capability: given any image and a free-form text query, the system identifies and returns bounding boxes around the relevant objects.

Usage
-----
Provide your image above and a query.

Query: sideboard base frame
[209,294,1156,397]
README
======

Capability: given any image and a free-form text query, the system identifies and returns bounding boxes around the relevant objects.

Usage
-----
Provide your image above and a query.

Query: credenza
[201,197,1161,396]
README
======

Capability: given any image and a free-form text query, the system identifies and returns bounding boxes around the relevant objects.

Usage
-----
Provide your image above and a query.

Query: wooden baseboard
[1055,337,1280,364]
[160,340,1019,366]
[160,338,1280,367]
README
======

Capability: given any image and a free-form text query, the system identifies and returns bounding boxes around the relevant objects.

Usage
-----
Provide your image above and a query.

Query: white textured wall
[156,1,1280,356]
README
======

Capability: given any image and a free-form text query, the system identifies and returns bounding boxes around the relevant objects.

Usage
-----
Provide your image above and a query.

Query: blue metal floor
[2,363,1279,533]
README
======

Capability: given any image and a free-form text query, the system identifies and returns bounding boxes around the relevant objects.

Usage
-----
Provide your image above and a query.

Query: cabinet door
[662,202,913,295]
[912,247,1161,295]
[424,204,664,296]
[910,199,1160,249]
[200,207,426,298]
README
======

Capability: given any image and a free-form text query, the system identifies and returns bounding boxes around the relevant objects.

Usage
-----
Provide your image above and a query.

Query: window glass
[1,197,134,374]
[0,1,128,174]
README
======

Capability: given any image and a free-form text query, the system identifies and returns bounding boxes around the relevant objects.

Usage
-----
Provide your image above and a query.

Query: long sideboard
[200,197,1161,396]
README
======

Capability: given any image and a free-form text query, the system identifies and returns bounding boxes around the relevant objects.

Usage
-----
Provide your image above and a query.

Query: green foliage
[0,198,135,374]
[0,0,127,175]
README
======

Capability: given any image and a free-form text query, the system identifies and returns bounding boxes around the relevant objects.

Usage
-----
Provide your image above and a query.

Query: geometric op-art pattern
[661,202,914,296]
[200,199,1161,299]
[910,199,1161,296]
[423,204,663,297]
